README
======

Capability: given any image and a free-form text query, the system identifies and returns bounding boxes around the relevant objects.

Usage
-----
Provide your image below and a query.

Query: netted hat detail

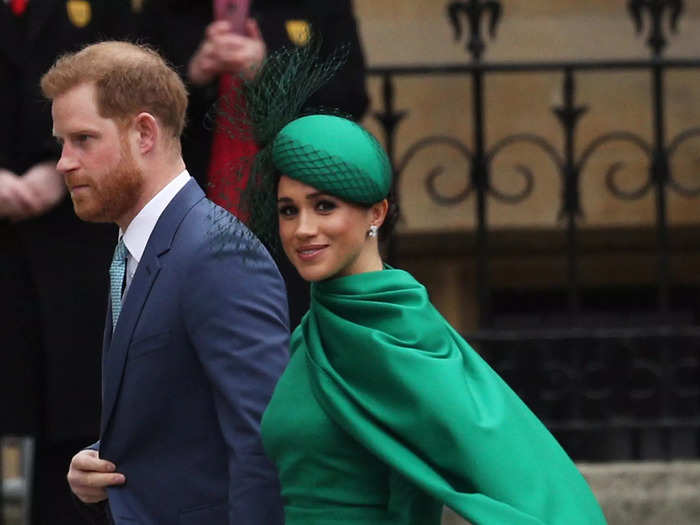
[216,39,350,147]
[272,115,392,205]
[226,38,393,252]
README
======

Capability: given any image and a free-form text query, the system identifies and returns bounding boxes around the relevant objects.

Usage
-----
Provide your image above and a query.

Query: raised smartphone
[214,0,250,34]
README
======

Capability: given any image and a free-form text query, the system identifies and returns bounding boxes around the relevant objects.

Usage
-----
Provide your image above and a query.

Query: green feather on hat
[228,37,393,252]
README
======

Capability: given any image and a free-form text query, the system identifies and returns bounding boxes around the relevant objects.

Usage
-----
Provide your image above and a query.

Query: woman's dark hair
[381,189,399,242]
[360,189,399,242]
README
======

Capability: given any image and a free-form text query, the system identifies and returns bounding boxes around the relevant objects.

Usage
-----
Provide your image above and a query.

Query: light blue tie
[110,239,127,330]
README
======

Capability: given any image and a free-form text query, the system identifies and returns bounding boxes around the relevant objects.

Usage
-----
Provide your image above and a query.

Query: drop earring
[367,225,378,239]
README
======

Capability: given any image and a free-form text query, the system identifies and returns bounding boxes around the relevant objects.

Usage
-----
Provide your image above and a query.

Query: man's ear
[132,112,159,154]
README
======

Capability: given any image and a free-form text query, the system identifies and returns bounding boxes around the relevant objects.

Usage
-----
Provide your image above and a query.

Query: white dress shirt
[119,170,191,299]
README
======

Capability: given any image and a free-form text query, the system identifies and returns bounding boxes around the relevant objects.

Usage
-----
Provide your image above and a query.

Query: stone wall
[353,0,700,233]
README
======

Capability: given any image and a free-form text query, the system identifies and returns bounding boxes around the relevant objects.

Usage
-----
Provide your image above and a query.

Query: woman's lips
[296,245,327,262]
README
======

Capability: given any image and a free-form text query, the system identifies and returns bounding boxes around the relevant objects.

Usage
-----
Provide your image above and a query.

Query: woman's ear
[370,198,389,228]
[132,112,159,154]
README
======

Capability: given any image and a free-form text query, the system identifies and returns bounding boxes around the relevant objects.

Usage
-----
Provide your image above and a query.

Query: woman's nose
[295,210,317,237]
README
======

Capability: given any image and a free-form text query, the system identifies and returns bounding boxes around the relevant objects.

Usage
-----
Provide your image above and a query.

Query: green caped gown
[261,268,606,524]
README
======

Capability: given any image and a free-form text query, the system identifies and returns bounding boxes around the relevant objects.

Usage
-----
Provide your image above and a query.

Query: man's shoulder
[179,198,270,261]
[186,197,245,236]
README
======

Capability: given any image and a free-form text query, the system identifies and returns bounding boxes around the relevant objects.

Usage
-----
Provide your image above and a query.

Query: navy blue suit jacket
[95,179,288,524]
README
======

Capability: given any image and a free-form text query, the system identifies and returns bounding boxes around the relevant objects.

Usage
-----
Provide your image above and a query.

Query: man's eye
[72,134,91,146]
[278,205,297,217]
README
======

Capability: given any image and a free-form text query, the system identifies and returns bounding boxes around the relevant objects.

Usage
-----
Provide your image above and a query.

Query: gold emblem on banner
[285,20,310,47]
[66,0,91,28]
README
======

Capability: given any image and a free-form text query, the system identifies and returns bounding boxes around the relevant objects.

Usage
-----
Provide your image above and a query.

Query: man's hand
[187,18,266,85]
[0,161,66,221]
[67,449,126,504]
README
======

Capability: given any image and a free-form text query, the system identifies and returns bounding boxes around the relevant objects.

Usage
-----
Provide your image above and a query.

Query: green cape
[295,268,606,525]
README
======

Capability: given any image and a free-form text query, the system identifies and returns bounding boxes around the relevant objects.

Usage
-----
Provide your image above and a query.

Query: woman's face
[277,175,381,282]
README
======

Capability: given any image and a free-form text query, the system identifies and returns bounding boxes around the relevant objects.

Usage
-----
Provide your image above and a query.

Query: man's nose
[56,146,78,174]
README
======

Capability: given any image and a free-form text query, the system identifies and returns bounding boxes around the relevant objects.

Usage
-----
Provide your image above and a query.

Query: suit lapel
[100,250,162,438]
[101,295,112,384]
[100,180,205,438]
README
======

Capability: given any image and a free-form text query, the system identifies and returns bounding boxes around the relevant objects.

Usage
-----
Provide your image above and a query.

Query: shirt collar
[119,170,191,263]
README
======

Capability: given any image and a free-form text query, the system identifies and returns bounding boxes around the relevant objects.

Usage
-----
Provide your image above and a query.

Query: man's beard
[73,146,144,224]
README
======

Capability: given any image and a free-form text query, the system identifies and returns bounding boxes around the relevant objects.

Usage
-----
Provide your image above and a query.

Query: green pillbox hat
[271,115,392,205]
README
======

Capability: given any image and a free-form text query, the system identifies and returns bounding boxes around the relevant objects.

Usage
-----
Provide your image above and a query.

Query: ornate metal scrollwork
[582,361,613,402]
[540,360,575,402]
[628,0,684,55]
[393,119,699,214]
[673,356,700,399]
[665,127,700,196]
[447,0,502,61]
[396,136,474,206]
[485,134,563,204]
[395,133,567,208]
[627,357,663,401]
[577,132,654,200]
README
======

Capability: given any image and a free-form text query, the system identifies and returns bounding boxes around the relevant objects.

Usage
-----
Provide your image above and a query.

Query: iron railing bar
[546,420,700,431]
[467,325,700,341]
[369,58,700,76]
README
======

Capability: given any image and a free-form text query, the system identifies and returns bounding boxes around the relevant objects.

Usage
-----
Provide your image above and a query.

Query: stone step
[442,462,700,525]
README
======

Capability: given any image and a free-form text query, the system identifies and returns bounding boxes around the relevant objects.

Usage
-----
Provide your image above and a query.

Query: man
[138,0,370,329]
[41,41,288,524]
[1,2,134,523]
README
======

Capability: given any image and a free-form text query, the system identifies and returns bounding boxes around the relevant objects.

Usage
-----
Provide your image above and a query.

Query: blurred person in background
[138,0,369,329]
[0,1,134,523]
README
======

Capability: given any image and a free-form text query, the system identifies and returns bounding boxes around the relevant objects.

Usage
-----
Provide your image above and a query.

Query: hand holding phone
[214,0,251,35]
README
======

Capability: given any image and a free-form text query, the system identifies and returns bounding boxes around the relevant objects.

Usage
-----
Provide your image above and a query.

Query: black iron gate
[368,0,700,460]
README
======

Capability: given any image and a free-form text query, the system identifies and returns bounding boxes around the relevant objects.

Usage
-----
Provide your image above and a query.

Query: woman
[249,114,607,524]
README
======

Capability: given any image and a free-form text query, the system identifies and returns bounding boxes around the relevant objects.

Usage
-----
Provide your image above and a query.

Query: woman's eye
[316,200,337,212]
[278,205,297,217]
